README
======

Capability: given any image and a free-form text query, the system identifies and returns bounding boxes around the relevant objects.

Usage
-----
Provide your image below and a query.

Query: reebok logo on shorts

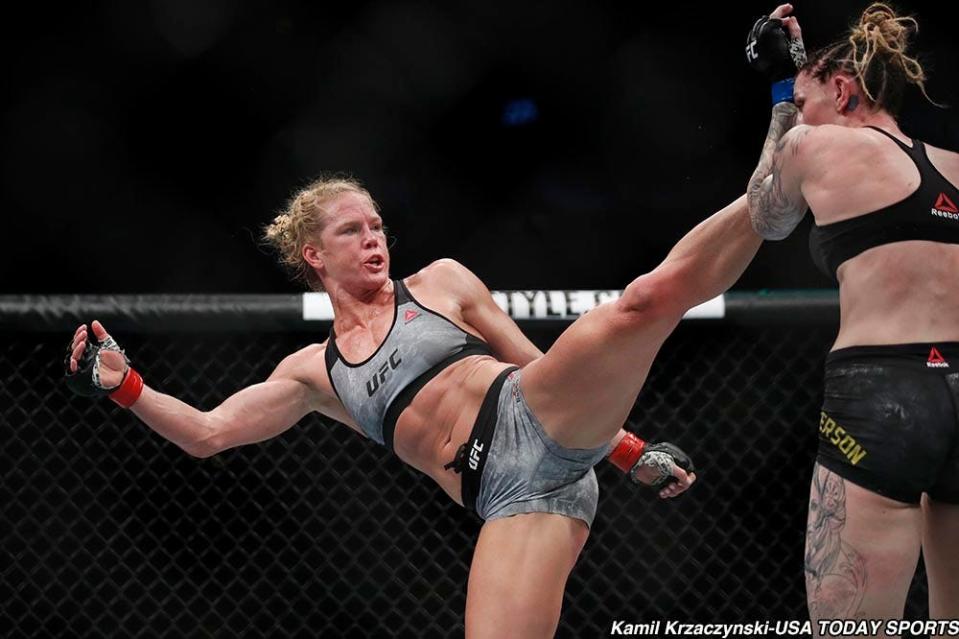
[931,192,959,220]
[927,346,949,369]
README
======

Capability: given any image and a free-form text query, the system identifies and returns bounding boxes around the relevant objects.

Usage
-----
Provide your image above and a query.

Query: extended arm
[131,350,326,458]
[66,321,348,458]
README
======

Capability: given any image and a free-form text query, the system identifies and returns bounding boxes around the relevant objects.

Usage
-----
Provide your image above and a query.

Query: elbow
[747,189,793,241]
[755,223,792,242]
[182,440,218,459]
[181,413,226,459]
[752,215,790,240]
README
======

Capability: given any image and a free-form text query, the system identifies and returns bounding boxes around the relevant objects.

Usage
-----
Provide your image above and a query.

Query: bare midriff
[389,355,514,505]
[833,241,959,350]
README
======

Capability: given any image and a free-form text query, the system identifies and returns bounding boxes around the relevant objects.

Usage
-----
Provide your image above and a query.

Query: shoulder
[408,258,481,291]
[777,124,819,156]
[778,124,863,171]
[406,259,490,309]
[794,124,885,153]
[925,143,959,175]
[289,342,328,363]
[268,342,344,409]
[270,343,328,381]
[419,258,473,280]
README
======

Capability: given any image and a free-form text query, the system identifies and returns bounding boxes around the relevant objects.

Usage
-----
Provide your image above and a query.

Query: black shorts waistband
[826,342,959,367]
[444,366,518,514]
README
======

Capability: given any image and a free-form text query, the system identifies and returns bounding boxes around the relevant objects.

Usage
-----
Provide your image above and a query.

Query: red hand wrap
[608,432,646,473]
[109,368,144,408]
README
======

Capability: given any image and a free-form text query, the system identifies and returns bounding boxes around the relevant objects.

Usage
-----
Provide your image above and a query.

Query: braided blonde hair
[802,3,940,114]
[263,176,379,291]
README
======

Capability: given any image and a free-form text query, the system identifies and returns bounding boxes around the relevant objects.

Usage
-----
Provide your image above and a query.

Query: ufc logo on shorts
[468,440,484,471]
[745,41,758,62]
[366,349,403,397]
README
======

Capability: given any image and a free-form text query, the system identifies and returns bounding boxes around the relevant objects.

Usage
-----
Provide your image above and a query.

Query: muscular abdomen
[391,356,513,503]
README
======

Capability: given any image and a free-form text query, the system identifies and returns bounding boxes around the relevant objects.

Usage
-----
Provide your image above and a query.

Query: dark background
[3,1,957,295]
[2,4,954,635]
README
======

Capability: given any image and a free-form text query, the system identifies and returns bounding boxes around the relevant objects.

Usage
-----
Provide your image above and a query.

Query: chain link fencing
[0,294,931,637]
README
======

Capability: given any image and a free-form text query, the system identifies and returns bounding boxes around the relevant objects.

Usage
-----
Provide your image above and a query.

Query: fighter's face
[315,191,390,291]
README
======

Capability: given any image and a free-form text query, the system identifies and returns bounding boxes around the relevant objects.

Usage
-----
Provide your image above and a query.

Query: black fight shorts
[817,342,959,504]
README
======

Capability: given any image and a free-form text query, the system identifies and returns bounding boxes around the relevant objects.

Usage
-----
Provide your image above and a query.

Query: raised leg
[520,195,761,449]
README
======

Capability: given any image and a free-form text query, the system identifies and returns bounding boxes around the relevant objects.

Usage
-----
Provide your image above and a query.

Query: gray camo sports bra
[324,279,493,449]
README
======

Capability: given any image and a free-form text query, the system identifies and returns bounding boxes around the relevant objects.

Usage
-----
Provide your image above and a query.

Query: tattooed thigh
[804,464,867,619]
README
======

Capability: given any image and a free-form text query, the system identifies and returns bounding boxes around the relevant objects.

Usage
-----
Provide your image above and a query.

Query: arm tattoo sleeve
[747,102,806,240]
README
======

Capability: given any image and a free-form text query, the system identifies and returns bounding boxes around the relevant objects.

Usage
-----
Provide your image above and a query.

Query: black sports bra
[808,126,959,281]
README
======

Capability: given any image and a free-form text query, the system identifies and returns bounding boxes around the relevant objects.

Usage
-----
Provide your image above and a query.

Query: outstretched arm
[67,321,349,458]
[131,350,326,458]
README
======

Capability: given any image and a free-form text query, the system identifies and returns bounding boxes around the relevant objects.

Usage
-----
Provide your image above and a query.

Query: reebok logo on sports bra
[808,128,959,280]
[932,192,959,220]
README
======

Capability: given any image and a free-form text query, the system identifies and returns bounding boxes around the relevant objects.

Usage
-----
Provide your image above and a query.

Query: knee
[616,269,686,325]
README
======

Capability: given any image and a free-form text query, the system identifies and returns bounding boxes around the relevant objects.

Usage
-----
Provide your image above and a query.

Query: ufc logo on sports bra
[366,349,403,397]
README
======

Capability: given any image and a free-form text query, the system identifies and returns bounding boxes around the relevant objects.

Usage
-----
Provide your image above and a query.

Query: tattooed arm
[747,102,811,240]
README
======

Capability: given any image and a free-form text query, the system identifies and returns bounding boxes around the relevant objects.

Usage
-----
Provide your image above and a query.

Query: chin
[364,270,390,287]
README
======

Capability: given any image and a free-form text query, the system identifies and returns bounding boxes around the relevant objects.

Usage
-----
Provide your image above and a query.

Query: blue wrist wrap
[771,77,795,105]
